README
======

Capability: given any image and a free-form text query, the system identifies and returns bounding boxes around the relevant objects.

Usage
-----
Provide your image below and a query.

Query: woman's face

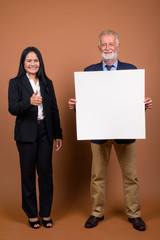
[24,51,40,76]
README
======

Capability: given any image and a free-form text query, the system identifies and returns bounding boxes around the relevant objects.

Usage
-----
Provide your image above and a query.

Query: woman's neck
[27,73,38,84]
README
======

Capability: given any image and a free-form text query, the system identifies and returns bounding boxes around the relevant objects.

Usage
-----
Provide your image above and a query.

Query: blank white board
[74,69,145,140]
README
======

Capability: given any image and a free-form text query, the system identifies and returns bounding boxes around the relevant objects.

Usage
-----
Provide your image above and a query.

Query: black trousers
[16,120,53,218]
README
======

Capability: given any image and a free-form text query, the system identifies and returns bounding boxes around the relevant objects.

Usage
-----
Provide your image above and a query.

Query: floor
[0,199,159,240]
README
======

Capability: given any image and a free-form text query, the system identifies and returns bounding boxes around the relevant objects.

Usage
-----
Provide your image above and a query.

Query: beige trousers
[90,140,140,218]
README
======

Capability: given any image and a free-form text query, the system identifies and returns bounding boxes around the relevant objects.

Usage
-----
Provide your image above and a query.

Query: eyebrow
[101,42,114,44]
[25,58,39,60]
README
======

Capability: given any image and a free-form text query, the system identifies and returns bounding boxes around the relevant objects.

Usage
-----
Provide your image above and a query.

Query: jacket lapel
[39,80,45,99]
[21,75,34,96]
[117,60,123,70]
[95,62,103,71]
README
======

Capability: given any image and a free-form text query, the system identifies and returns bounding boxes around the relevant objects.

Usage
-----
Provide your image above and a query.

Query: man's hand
[30,90,42,106]
[144,97,152,110]
[68,98,77,110]
[54,139,62,151]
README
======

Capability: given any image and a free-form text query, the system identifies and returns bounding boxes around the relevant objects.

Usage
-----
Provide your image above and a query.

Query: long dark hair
[17,47,49,90]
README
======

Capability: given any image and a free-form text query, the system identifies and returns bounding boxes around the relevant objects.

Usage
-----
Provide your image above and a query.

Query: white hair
[98,30,119,46]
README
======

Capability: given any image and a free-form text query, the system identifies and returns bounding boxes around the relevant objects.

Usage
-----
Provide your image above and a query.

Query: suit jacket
[84,60,137,144]
[8,75,62,142]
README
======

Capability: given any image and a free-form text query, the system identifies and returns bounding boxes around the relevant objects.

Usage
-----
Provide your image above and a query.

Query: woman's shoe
[42,218,53,228]
[28,219,40,229]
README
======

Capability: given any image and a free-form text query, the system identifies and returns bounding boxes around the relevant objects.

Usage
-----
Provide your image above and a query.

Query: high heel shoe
[28,219,40,229]
[42,218,53,228]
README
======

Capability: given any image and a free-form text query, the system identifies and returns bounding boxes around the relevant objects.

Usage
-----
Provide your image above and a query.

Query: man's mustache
[103,50,113,53]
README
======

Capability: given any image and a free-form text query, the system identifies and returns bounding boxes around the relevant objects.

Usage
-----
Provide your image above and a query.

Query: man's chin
[102,55,117,62]
[103,57,116,62]
[101,52,118,62]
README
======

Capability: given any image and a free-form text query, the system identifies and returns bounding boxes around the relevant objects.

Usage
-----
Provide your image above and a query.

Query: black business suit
[8,75,62,218]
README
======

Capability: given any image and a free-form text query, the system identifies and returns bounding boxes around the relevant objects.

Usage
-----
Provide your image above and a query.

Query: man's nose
[105,44,110,51]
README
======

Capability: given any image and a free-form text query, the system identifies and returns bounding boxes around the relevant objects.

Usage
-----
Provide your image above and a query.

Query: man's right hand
[68,98,77,110]
[30,90,42,106]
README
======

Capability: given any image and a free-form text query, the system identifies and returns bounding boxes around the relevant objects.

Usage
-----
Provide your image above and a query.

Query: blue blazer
[84,60,137,144]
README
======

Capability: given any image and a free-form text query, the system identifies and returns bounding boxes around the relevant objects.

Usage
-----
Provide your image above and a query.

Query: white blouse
[26,74,44,120]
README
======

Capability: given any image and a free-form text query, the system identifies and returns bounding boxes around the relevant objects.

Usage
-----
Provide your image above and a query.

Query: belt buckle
[37,118,41,124]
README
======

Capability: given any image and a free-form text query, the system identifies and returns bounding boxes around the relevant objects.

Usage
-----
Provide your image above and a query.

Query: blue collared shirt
[102,59,118,71]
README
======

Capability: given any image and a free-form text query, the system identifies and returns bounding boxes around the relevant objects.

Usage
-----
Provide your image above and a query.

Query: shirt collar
[26,73,39,86]
[102,59,118,70]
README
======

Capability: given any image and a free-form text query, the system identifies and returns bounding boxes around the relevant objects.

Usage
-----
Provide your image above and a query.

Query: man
[68,30,152,231]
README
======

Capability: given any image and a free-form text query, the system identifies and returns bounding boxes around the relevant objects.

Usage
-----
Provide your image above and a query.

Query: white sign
[74,69,145,140]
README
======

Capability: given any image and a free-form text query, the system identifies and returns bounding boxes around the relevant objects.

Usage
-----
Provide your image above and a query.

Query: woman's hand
[30,90,42,106]
[54,139,62,151]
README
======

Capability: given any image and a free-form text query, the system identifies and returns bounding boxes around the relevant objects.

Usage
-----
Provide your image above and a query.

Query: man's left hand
[144,97,152,110]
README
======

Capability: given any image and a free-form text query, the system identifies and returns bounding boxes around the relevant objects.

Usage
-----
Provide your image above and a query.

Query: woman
[8,47,62,229]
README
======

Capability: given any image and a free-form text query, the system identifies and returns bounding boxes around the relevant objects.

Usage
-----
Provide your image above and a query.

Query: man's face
[98,34,119,62]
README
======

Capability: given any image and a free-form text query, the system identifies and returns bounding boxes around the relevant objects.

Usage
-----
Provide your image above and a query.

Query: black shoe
[85,215,104,228]
[28,219,40,229]
[128,217,146,231]
[42,218,53,228]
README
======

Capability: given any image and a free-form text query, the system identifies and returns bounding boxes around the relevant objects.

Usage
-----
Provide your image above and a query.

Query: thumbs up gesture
[30,90,42,106]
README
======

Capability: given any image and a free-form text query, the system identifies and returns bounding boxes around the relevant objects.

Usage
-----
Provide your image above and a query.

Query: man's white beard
[101,50,118,62]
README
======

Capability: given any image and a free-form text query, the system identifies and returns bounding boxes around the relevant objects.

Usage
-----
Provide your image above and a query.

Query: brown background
[0,0,160,239]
